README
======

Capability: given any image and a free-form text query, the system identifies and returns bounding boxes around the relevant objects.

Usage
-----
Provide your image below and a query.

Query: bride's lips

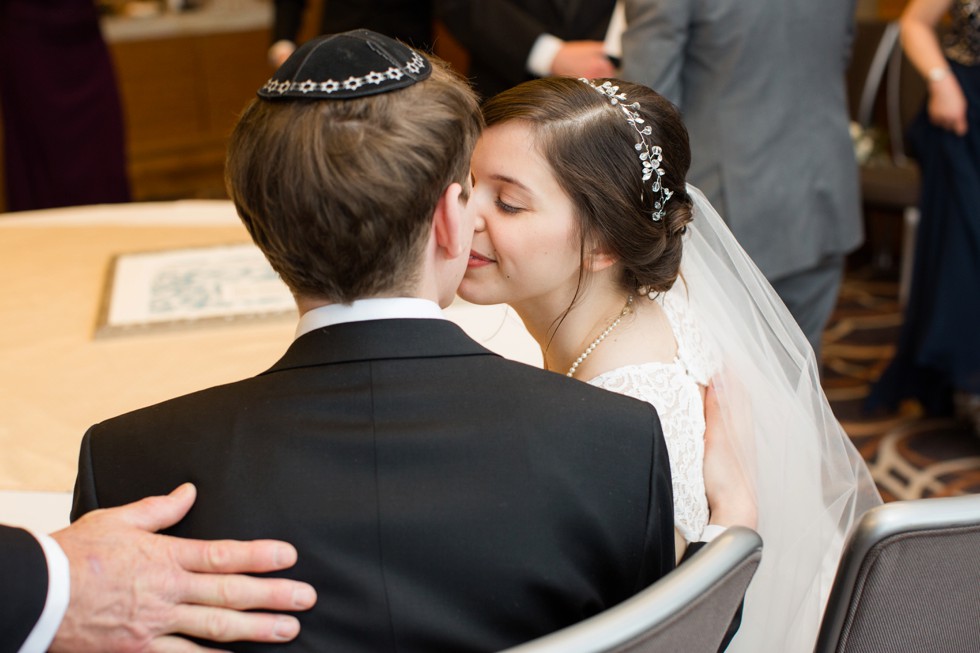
[468,250,496,268]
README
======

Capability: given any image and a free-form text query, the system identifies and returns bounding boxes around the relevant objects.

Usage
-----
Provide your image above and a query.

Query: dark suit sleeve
[634,415,677,592]
[272,0,306,44]
[70,427,101,522]
[679,541,744,652]
[435,0,553,87]
[0,526,49,653]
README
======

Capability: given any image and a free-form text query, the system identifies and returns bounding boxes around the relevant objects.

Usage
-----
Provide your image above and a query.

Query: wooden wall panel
[111,37,204,147]
[878,0,909,20]
[108,28,272,201]
[198,30,273,136]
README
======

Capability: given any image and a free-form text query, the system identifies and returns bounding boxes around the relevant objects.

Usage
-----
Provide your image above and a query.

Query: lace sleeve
[589,364,709,542]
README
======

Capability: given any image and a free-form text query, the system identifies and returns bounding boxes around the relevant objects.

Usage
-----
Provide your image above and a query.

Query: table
[0,201,540,529]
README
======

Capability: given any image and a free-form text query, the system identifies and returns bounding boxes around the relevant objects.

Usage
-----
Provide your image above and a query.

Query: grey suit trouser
[770,254,845,361]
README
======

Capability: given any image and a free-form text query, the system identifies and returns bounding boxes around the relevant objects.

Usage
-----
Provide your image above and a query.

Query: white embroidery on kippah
[261,51,427,97]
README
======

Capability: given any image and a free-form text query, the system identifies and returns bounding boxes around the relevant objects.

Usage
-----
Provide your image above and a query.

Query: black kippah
[258,29,432,100]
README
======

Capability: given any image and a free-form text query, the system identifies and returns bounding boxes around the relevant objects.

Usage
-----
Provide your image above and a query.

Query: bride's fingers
[703,381,758,529]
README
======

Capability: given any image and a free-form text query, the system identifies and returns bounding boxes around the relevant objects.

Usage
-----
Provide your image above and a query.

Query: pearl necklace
[566,294,634,378]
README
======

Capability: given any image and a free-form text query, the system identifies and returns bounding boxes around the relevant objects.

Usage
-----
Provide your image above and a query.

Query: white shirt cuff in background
[527,33,564,77]
[17,531,70,653]
[603,0,626,59]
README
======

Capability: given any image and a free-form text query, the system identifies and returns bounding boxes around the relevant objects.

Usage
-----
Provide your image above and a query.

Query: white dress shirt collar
[295,297,445,340]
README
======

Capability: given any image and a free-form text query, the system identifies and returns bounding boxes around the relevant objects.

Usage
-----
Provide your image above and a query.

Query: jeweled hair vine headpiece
[579,78,673,221]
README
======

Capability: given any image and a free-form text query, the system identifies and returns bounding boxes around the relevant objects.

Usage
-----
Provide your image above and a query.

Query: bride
[457,76,882,652]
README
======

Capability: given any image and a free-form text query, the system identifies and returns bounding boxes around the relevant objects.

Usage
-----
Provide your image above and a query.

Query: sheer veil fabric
[681,185,881,651]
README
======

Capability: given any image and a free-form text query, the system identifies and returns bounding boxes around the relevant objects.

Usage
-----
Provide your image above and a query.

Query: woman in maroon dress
[0,0,129,211]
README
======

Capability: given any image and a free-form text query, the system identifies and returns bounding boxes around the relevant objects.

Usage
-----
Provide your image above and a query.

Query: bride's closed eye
[495,197,525,214]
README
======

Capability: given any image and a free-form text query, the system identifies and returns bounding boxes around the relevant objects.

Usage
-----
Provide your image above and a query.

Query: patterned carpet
[822,267,980,501]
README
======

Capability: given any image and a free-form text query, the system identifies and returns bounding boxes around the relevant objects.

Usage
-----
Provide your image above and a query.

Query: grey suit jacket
[71,318,675,652]
[621,0,862,280]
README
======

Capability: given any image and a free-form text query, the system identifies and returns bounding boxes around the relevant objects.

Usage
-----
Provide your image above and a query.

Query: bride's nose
[473,212,487,232]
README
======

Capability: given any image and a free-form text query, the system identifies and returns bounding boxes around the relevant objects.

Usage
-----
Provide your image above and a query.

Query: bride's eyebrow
[490,174,532,193]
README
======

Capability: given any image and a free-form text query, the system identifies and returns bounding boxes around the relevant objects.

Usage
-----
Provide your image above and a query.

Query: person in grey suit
[620,0,863,357]
[70,30,750,652]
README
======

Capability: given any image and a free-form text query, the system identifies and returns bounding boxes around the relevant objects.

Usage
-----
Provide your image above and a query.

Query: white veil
[680,185,882,652]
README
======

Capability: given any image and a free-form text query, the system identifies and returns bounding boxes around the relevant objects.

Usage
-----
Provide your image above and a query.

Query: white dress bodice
[586,289,715,542]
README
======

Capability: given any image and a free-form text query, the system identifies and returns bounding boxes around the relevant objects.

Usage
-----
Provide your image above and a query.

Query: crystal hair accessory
[579,79,673,221]
[258,29,432,101]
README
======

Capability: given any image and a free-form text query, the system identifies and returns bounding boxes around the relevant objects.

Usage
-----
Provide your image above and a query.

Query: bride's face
[457,121,583,310]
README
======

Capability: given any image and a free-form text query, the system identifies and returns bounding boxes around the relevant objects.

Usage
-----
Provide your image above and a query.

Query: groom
[71,31,746,651]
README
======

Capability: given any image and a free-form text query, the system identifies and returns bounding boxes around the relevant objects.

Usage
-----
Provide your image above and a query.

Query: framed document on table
[97,243,294,336]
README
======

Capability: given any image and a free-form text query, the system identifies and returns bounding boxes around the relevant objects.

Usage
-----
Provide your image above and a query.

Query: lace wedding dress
[584,185,881,652]
[588,287,713,543]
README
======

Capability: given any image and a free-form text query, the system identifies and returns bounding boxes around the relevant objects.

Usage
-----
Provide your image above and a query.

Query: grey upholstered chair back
[499,526,763,653]
[814,493,980,653]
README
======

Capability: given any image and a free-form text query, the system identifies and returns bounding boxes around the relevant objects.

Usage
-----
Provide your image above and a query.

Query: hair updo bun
[481,76,693,295]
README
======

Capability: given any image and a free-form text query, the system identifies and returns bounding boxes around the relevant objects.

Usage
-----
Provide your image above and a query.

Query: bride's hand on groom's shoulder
[703,383,758,530]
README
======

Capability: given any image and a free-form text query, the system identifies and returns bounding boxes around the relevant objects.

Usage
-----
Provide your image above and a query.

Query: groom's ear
[432,182,468,259]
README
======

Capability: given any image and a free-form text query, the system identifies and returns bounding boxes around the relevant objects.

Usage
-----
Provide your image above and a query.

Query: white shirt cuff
[700,524,728,543]
[527,33,564,77]
[603,0,626,59]
[17,531,70,653]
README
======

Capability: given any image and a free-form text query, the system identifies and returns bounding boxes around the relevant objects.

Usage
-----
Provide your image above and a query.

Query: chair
[848,20,900,129]
[849,20,928,306]
[499,527,763,653]
[814,493,980,653]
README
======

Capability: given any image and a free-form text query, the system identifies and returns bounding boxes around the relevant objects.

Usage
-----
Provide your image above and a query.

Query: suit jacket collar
[262,318,498,375]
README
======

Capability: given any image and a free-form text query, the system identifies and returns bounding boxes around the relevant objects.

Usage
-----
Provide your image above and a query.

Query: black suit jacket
[71,319,674,652]
[435,0,617,98]
[273,0,433,51]
[0,526,48,653]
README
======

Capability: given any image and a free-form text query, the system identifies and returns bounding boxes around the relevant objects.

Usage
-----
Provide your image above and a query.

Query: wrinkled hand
[703,383,757,530]
[550,41,616,79]
[50,484,316,653]
[928,75,968,135]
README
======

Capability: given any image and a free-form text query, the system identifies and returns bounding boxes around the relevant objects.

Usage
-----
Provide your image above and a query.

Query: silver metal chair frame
[500,526,763,653]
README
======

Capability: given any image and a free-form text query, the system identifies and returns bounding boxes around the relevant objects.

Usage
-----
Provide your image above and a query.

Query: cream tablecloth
[0,201,540,502]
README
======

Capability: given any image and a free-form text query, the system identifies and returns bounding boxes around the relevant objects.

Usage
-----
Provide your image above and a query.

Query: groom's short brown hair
[226,56,481,303]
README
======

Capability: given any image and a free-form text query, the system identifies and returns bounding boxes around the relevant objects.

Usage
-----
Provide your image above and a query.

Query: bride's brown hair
[481,76,693,296]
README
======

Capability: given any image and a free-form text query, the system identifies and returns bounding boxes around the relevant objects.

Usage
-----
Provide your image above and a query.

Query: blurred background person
[434,0,618,99]
[619,0,863,359]
[268,0,434,67]
[0,0,130,211]
[867,0,980,436]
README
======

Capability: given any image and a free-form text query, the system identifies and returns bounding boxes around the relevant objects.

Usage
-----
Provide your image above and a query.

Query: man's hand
[50,484,316,653]
[551,41,616,79]
[268,40,296,68]
[703,383,758,530]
